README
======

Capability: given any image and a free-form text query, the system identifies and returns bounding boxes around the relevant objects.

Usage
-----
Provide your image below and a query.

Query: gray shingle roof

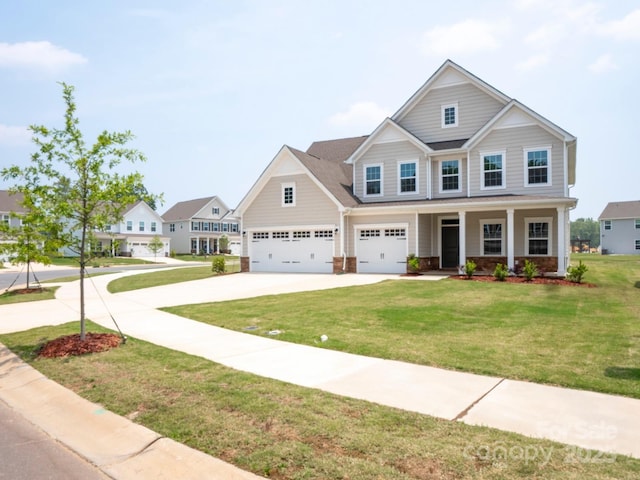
[598,200,640,220]
[426,139,468,150]
[162,196,216,221]
[0,190,25,213]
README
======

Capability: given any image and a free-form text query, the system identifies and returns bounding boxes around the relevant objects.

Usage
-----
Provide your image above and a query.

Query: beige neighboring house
[235,60,578,275]
[598,200,640,255]
[0,190,26,262]
[162,196,240,255]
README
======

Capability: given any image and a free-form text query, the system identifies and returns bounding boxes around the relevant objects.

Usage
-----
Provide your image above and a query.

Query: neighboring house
[67,200,171,258]
[0,190,26,262]
[598,200,640,255]
[162,196,241,255]
[235,60,578,275]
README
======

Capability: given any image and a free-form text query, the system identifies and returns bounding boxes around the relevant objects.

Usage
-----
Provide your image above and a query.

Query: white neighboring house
[598,200,640,255]
[61,200,170,258]
[0,190,26,262]
[162,196,241,255]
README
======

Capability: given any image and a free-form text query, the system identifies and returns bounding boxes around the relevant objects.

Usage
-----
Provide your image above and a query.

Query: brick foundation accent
[333,257,356,273]
[466,256,559,275]
[240,256,250,272]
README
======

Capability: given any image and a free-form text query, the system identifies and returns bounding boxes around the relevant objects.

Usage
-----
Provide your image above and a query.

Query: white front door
[357,227,407,273]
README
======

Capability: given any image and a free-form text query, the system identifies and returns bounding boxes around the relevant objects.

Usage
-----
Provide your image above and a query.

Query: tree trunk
[26,259,30,290]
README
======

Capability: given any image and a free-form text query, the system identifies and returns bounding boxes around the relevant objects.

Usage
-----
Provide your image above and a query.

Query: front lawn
[164,254,640,399]
[1,321,638,480]
[0,287,58,305]
[48,256,153,267]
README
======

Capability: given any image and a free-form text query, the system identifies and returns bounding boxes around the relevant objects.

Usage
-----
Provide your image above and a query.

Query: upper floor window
[398,161,417,194]
[526,218,552,256]
[441,103,458,128]
[481,152,505,190]
[139,221,145,232]
[282,182,295,207]
[440,160,460,192]
[525,147,551,186]
[635,219,640,229]
[604,220,612,231]
[169,223,175,232]
[2,214,10,225]
[481,220,504,255]
[212,207,219,215]
[192,221,200,231]
[126,221,132,231]
[151,222,157,232]
[365,164,382,196]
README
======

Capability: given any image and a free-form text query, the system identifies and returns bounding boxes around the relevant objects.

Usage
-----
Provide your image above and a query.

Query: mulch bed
[451,275,595,287]
[38,333,123,358]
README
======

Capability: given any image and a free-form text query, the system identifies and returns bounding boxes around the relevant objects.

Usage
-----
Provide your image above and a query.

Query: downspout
[341,209,350,272]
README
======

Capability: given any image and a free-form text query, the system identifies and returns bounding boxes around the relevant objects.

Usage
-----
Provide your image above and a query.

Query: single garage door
[357,227,407,273]
[250,229,334,273]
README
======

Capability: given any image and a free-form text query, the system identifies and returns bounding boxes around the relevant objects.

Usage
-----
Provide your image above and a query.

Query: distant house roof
[598,200,640,220]
[426,139,468,150]
[162,196,217,221]
[0,190,26,214]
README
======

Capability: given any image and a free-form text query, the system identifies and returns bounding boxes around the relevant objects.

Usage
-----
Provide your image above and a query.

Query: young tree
[147,235,164,262]
[219,234,229,254]
[1,83,160,340]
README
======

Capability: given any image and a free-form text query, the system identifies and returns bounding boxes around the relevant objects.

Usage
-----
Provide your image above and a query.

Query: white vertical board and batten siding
[397,83,505,144]
[469,125,565,197]
[355,141,425,202]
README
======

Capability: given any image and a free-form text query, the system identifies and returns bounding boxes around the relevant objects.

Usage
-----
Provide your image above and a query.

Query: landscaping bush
[211,256,226,274]
[523,259,538,281]
[407,254,420,273]
[463,259,477,278]
[493,263,509,281]
[566,260,588,283]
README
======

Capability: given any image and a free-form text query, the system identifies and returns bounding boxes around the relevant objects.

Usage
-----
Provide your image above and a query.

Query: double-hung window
[481,152,505,189]
[151,222,157,232]
[365,164,382,196]
[126,221,132,232]
[441,103,458,128]
[282,183,295,207]
[636,240,640,251]
[169,223,175,232]
[481,220,504,255]
[139,221,145,232]
[525,147,551,186]
[604,220,612,231]
[398,161,417,194]
[635,219,640,229]
[1,214,9,225]
[526,218,552,255]
[440,160,460,192]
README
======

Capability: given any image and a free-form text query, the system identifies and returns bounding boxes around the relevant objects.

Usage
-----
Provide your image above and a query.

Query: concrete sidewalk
[1,270,639,480]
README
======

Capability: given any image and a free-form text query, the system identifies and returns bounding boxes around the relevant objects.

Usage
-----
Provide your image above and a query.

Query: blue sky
[1,0,638,220]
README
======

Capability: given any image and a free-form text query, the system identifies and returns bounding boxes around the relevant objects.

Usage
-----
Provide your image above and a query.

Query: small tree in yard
[1,83,160,341]
[148,235,164,262]
[219,234,229,254]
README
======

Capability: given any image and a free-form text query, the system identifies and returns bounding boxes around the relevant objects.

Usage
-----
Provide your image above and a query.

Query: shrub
[463,259,477,279]
[211,256,226,274]
[493,263,509,281]
[523,259,538,281]
[407,254,420,273]
[566,260,588,283]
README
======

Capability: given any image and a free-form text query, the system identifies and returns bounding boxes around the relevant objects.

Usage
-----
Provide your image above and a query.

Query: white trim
[479,218,505,256]
[523,146,552,187]
[480,150,506,191]
[439,158,462,194]
[525,216,553,256]
[281,182,296,207]
[363,163,384,198]
[397,159,419,195]
[441,102,459,128]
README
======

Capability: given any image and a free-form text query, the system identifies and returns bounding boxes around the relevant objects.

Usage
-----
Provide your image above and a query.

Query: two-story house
[162,196,241,255]
[235,60,577,275]
[0,190,26,262]
[598,200,640,255]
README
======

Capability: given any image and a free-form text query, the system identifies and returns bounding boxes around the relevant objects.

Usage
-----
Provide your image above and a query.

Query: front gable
[193,197,231,220]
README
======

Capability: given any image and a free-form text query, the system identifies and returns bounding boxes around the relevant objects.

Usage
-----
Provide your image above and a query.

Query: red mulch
[9,288,44,294]
[451,275,596,287]
[38,333,123,358]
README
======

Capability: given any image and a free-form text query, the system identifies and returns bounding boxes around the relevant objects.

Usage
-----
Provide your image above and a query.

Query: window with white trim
[526,218,552,255]
[364,164,382,196]
[398,161,417,194]
[482,152,505,189]
[282,183,295,207]
[169,223,175,232]
[635,219,640,229]
[139,221,145,232]
[441,103,458,128]
[126,221,132,232]
[151,222,157,232]
[2,214,10,225]
[440,159,460,192]
[212,207,219,215]
[604,220,612,231]
[481,220,504,255]
[525,147,551,186]
[636,239,640,251]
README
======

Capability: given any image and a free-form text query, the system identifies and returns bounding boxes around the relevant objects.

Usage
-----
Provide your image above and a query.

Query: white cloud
[421,19,502,56]
[329,102,391,130]
[0,41,87,71]
[588,54,618,74]
[0,124,30,146]
[524,23,566,48]
[516,54,549,71]
[597,9,640,41]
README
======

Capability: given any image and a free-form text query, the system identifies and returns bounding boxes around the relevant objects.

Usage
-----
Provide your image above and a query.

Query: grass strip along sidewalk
[2,321,639,479]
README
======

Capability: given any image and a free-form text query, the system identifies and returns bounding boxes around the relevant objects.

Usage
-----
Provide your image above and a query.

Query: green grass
[2,321,638,479]
[173,254,239,263]
[0,287,58,305]
[107,261,241,293]
[48,256,153,267]
[163,254,640,399]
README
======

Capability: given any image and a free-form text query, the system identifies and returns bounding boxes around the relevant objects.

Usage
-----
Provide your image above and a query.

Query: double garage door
[250,229,334,273]
[357,227,407,273]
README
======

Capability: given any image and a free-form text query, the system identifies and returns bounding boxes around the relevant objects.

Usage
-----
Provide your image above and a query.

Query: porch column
[557,206,567,276]
[206,237,210,255]
[506,208,515,271]
[458,211,466,266]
